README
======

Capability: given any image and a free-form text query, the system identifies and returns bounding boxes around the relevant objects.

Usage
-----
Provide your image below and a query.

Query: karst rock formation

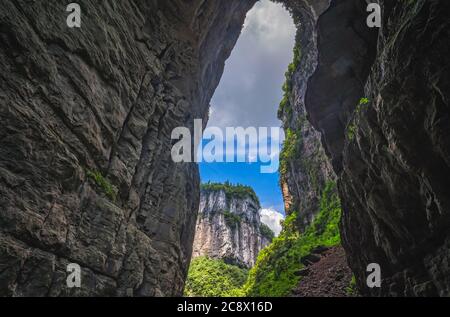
[0,0,449,296]
[192,186,271,268]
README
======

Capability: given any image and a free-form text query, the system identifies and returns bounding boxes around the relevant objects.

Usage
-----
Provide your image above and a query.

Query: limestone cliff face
[280,0,450,296]
[0,0,256,296]
[277,0,337,232]
[2,0,449,298]
[192,188,270,268]
[278,56,335,231]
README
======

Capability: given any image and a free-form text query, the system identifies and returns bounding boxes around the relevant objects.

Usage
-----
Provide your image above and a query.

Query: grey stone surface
[0,0,256,296]
[281,0,450,296]
[277,0,337,232]
[1,0,449,298]
[338,0,450,296]
[192,189,270,268]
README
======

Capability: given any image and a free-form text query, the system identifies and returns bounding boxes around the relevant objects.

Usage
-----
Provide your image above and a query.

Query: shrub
[279,128,301,174]
[243,181,341,296]
[223,211,242,229]
[347,97,370,142]
[184,257,248,297]
[346,275,358,296]
[277,45,301,120]
[359,97,369,105]
[347,122,357,141]
[86,169,118,201]
[201,181,260,206]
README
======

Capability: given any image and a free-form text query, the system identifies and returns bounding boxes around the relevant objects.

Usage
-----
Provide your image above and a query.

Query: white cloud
[259,208,285,237]
[243,0,296,52]
[207,0,296,130]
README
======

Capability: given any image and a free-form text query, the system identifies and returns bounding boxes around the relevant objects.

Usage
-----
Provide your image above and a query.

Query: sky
[199,0,296,235]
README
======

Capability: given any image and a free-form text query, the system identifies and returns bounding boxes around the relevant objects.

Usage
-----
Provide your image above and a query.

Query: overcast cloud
[260,208,285,236]
[200,0,294,220]
[208,0,296,129]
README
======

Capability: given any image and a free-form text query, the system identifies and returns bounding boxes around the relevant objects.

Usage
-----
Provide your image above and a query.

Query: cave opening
[2,0,448,298]
[185,0,378,297]
[199,0,296,226]
[185,0,297,296]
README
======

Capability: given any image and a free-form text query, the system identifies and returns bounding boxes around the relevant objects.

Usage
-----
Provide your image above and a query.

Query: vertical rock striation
[0,0,256,296]
[2,0,449,298]
[277,0,337,231]
[280,0,450,296]
[339,0,450,296]
[192,185,271,268]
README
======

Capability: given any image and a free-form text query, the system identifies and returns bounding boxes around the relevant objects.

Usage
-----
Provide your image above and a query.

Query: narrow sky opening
[199,0,296,231]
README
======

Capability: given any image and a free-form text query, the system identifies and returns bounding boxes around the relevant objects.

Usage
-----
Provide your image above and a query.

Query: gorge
[0,0,449,297]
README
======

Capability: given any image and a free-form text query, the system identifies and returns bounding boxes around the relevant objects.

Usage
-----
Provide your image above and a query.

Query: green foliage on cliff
[359,97,369,105]
[184,257,248,297]
[243,181,341,296]
[223,211,242,229]
[278,45,301,120]
[86,170,118,201]
[279,128,301,176]
[347,97,370,141]
[278,45,304,179]
[347,122,357,141]
[259,223,275,242]
[346,275,358,296]
[201,181,260,206]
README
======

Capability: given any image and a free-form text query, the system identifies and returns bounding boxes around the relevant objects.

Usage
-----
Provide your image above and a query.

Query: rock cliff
[278,42,336,231]
[279,0,450,296]
[192,184,271,268]
[0,0,255,296]
[1,0,449,297]
[339,0,450,296]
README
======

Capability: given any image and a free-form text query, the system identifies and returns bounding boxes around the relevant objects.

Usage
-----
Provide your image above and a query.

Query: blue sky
[200,162,284,211]
[199,0,295,224]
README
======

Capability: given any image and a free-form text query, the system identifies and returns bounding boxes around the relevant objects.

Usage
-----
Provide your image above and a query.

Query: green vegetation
[346,97,370,142]
[277,45,304,179]
[346,275,358,296]
[346,122,357,141]
[259,223,275,242]
[184,257,248,297]
[86,169,118,201]
[279,128,301,177]
[201,181,260,206]
[243,181,341,296]
[278,45,301,120]
[359,97,369,105]
[188,182,341,297]
[223,211,242,229]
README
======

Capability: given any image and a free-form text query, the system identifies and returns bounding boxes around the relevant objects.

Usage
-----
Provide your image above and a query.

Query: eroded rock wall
[276,0,336,232]
[282,0,450,296]
[339,0,450,296]
[0,0,255,296]
[192,189,270,268]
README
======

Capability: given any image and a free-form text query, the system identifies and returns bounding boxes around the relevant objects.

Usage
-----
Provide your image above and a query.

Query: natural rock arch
[0,0,449,297]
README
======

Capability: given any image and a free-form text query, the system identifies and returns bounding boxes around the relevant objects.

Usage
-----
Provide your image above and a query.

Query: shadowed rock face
[304,0,378,172]
[1,0,449,298]
[192,189,270,268]
[281,0,450,296]
[277,0,335,232]
[0,0,255,296]
[339,0,450,296]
